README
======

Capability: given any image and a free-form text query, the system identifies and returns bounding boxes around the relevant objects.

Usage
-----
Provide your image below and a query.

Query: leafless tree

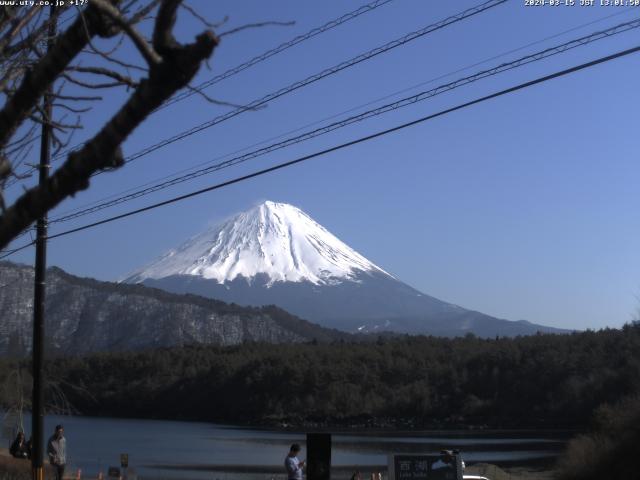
[0,0,219,250]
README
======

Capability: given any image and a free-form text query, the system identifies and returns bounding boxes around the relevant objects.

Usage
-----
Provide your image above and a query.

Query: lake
[1,413,569,480]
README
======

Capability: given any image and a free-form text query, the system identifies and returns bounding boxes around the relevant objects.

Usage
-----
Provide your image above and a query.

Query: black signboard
[307,433,331,480]
[107,467,121,478]
[389,454,462,480]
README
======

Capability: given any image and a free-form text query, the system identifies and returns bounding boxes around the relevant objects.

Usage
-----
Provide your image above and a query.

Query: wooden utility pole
[32,6,56,480]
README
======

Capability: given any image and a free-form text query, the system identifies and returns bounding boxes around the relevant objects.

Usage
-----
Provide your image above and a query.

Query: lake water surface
[2,413,570,480]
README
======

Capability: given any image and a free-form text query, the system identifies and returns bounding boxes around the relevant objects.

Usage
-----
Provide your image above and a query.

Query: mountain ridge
[0,261,347,357]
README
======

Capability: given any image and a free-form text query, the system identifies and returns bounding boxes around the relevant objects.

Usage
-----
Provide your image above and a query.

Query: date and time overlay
[526,0,639,6]
[2,0,638,10]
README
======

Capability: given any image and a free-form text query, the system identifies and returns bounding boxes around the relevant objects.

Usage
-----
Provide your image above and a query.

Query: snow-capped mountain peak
[125,201,391,286]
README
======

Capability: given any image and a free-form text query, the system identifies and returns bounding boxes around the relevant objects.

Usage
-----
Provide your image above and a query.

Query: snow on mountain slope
[123,201,568,337]
[125,201,391,286]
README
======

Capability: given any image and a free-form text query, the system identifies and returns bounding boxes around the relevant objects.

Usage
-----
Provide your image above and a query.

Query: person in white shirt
[47,424,66,480]
[284,443,305,480]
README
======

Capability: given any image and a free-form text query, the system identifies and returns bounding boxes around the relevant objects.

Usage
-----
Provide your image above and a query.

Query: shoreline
[145,462,556,480]
[4,409,580,436]
[2,448,556,480]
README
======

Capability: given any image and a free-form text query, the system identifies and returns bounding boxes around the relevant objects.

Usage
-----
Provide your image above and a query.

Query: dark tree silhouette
[0,0,218,249]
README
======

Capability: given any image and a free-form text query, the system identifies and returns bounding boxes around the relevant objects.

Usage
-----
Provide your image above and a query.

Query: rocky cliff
[0,261,343,356]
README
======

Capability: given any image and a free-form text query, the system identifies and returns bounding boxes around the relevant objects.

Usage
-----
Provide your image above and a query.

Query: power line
[0,242,34,259]
[5,0,395,186]
[45,16,640,225]
[4,42,638,256]
[27,42,639,245]
[19,0,499,188]
[48,5,638,222]
[110,0,506,171]
[159,0,395,110]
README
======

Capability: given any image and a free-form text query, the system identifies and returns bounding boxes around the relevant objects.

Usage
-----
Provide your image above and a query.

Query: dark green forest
[557,394,640,480]
[2,324,638,429]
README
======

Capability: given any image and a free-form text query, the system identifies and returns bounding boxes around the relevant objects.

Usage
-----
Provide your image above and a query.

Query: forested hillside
[1,324,638,428]
[0,261,346,356]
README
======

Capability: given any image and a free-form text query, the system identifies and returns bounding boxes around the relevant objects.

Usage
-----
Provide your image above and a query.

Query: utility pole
[32,6,56,480]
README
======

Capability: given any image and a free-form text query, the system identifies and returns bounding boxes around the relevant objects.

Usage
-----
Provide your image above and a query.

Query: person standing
[47,424,66,480]
[285,443,305,480]
[9,431,29,459]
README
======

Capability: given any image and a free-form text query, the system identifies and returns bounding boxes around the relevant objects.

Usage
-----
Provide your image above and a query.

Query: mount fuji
[124,201,564,337]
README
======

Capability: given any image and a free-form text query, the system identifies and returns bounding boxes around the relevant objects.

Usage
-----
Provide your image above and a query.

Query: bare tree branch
[0,6,42,56]
[80,46,148,73]
[67,65,138,88]
[51,103,92,114]
[0,7,16,33]
[52,93,103,102]
[0,155,10,181]
[0,1,122,150]
[92,0,162,66]
[180,2,225,29]
[127,0,162,25]
[153,0,181,53]
[81,30,126,58]
[0,0,218,248]
[61,72,135,90]
[219,20,295,38]
[52,117,81,157]
[185,83,265,110]
[5,123,38,150]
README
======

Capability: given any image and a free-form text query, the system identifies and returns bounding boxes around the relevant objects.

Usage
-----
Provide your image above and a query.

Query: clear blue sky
[6,0,640,330]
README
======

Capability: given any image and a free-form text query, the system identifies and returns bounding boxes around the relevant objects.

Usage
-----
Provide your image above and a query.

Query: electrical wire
[1,41,630,253]
[20,0,502,183]
[0,7,640,255]
[5,0,395,185]
[0,242,34,259]
[45,16,640,226]
[4,43,639,256]
[159,0,395,110]
[109,0,507,171]
[48,5,639,222]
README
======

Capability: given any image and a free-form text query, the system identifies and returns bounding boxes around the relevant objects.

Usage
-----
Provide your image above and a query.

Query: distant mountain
[125,201,567,337]
[124,200,390,285]
[0,261,345,357]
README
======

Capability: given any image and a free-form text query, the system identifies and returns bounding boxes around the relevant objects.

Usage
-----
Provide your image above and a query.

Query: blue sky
[5,0,640,330]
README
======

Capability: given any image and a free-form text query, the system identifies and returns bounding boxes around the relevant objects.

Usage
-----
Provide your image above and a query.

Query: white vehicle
[456,451,491,480]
